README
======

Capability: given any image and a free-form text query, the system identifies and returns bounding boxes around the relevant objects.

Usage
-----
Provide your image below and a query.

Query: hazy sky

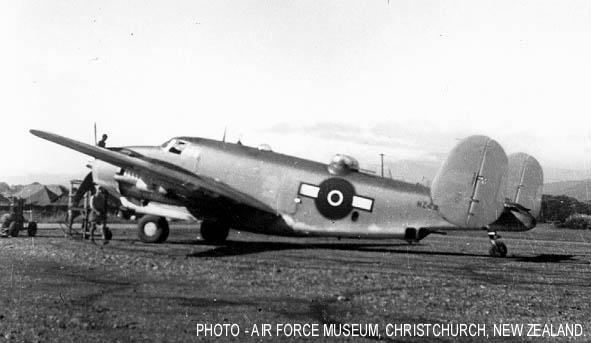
[2,1,591,181]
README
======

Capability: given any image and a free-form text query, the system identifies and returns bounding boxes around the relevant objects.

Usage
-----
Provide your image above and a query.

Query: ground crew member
[89,186,112,244]
[0,200,24,238]
[97,134,108,148]
[0,213,9,237]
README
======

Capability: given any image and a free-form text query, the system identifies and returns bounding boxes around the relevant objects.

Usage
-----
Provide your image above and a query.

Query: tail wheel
[200,220,229,244]
[27,222,37,237]
[489,242,508,257]
[138,215,169,243]
[8,222,19,237]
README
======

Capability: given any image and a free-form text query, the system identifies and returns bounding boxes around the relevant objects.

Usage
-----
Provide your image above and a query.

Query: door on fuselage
[275,175,300,215]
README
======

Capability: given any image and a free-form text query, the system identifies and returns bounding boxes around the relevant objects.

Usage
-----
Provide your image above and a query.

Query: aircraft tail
[490,153,543,231]
[431,136,508,228]
[505,153,543,218]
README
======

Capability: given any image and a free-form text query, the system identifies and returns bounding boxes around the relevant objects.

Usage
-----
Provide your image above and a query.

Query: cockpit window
[169,141,187,154]
[162,139,188,154]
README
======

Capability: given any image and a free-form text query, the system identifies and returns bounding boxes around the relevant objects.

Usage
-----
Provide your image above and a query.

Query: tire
[200,220,229,244]
[137,215,169,243]
[8,222,19,237]
[496,242,508,257]
[489,242,508,258]
[27,222,37,237]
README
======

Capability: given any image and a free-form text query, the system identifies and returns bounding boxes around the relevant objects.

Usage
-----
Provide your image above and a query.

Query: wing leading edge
[29,130,274,214]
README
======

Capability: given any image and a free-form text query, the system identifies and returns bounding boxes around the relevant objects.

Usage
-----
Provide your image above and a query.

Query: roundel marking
[327,190,344,206]
[315,178,355,220]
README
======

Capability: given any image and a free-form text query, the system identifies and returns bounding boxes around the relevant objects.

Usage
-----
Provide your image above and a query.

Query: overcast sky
[2,1,591,182]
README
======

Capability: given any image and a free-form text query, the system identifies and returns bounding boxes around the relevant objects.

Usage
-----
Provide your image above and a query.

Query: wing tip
[30,129,44,137]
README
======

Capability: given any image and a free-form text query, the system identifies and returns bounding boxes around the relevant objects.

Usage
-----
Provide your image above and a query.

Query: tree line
[540,194,591,227]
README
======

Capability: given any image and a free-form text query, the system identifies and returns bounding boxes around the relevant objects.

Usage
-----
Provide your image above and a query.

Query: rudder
[490,152,544,230]
[506,153,543,219]
[431,136,508,228]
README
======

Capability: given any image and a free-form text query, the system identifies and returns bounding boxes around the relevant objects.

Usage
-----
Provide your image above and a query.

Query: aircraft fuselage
[100,137,450,239]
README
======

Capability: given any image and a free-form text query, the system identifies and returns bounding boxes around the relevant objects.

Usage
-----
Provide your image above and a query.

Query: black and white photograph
[2,1,591,341]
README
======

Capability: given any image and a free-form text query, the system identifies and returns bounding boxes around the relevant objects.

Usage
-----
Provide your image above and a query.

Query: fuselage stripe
[299,183,320,198]
[352,195,373,212]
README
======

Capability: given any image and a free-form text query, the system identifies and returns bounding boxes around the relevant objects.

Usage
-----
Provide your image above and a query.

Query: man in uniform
[89,186,112,244]
[97,134,108,148]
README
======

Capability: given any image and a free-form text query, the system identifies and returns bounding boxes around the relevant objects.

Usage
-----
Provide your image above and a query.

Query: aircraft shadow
[100,236,582,264]
[513,254,576,263]
[185,240,488,259]
[185,241,581,264]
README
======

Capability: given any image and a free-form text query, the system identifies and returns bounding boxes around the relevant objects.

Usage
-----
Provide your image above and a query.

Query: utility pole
[379,153,384,177]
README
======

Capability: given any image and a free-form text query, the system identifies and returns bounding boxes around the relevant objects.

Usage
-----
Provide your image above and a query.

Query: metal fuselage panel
[126,138,450,238]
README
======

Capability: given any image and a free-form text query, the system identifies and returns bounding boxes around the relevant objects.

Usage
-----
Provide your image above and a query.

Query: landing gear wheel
[487,231,507,257]
[27,222,37,237]
[8,222,19,237]
[489,242,508,257]
[200,220,229,244]
[138,215,169,243]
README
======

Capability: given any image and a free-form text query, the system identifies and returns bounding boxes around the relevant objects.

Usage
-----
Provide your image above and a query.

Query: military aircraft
[30,130,543,257]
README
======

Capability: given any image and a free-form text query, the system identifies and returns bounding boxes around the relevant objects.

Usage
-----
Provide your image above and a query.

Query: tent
[12,183,68,206]
[46,185,68,198]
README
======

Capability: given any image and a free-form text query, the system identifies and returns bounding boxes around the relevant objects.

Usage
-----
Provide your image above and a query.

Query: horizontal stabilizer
[431,136,508,228]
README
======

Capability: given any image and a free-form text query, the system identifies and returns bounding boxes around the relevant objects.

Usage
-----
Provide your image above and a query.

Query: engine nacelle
[92,159,179,210]
[91,159,122,196]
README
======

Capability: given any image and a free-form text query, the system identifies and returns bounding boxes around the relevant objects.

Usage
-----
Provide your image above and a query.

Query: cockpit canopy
[161,139,188,154]
[327,154,360,175]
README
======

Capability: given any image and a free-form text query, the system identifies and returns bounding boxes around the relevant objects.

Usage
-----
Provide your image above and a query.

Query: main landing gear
[137,215,170,243]
[488,231,507,257]
[200,219,229,244]
[136,216,230,244]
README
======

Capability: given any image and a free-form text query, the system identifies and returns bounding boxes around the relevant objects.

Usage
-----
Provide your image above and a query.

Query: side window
[168,140,187,154]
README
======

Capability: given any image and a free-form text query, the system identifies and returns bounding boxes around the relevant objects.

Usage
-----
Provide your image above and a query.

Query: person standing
[97,134,108,148]
[89,186,112,244]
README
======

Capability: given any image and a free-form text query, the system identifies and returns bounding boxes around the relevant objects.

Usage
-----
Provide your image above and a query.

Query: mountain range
[543,180,591,202]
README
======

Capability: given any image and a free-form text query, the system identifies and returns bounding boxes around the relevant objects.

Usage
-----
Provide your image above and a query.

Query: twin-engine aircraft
[30,130,543,257]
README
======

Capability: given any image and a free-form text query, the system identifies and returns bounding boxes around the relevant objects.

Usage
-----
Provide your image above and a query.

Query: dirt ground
[0,223,590,342]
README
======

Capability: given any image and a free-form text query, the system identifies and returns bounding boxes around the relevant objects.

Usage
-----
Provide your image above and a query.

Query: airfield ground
[0,223,590,342]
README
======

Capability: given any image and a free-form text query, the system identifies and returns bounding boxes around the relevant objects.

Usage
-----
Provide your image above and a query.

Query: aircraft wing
[30,130,275,213]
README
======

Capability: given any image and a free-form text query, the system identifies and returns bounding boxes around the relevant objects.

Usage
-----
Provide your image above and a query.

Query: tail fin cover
[506,153,543,219]
[431,136,508,228]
